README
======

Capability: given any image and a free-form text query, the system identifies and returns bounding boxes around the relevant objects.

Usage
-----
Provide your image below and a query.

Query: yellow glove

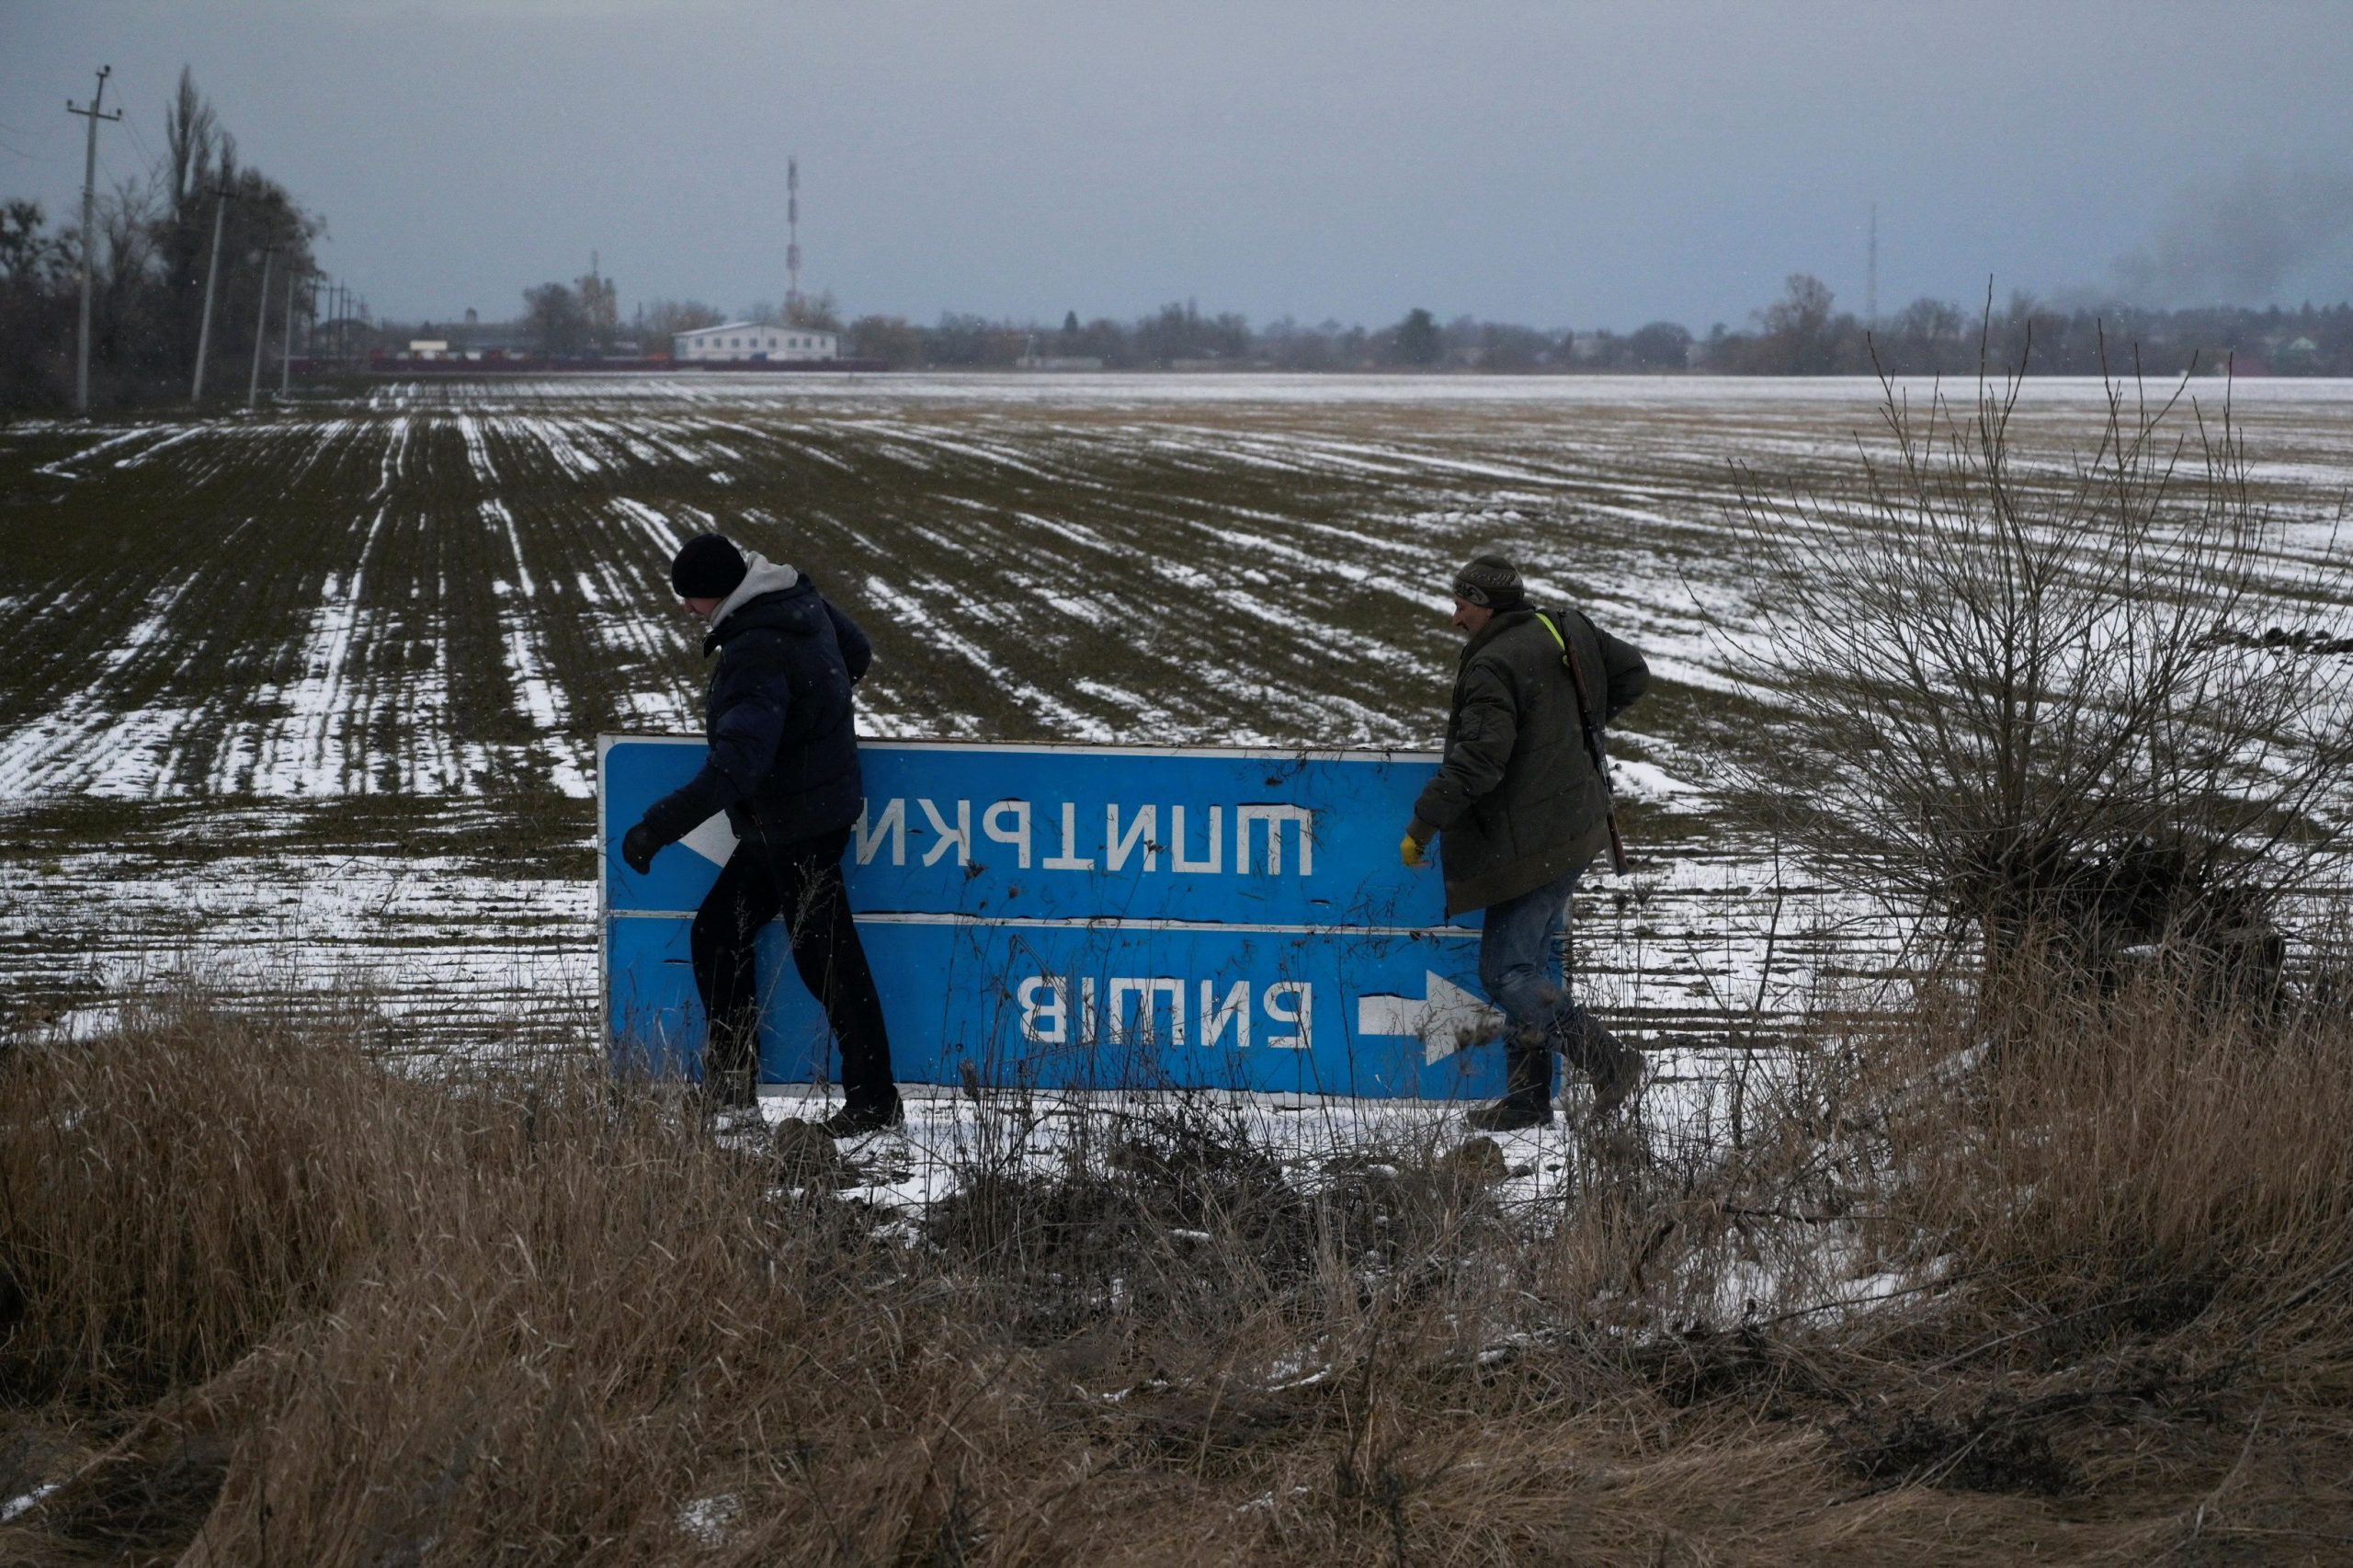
[1401,832,1427,868]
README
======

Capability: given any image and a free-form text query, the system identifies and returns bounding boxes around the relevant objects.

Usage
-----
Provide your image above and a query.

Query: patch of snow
[676,1494,741,1546]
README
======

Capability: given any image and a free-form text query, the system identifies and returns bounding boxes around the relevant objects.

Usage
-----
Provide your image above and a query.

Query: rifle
[1536,610,1629,875]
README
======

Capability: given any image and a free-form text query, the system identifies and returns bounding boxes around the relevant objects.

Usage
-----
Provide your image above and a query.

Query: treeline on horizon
[7,64,2351,412]
[824,282,2353,378]
[530,278,2353,381]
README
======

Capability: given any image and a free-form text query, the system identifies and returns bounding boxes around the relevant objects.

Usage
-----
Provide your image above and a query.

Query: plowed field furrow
[4,374,2347,1043]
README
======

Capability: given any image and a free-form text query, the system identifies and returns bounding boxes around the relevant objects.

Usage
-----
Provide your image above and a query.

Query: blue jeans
[1478,865,1618,1102]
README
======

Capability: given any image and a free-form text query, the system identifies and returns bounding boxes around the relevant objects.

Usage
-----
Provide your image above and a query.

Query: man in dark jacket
[1403,553,1650,1132]
[620,532,902,1137]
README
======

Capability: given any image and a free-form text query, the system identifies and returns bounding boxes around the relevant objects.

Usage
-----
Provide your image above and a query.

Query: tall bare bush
[1731,352,2353,985]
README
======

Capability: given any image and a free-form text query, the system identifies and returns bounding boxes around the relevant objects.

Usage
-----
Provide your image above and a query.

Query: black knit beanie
[1451,553,1529,611]
[670,533,748,598]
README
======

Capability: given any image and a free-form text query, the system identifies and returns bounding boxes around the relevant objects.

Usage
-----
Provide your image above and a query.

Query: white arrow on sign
[1356,971,1506,1066]
[679,812,739,868]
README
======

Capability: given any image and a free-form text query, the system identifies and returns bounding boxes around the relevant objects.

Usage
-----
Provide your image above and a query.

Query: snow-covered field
[3,372,2347,1056]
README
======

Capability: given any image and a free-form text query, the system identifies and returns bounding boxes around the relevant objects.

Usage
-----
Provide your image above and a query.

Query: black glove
[621,821,661,875]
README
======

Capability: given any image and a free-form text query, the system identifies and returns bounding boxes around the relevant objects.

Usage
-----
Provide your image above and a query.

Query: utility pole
[247,245,276,406]
[190,186,233,403]
[66,65,123,415]
[280,263,299,397]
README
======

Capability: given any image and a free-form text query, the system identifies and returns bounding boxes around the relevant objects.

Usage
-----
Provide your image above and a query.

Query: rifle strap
[1536,610,1602,734]
[1540,609,1631,873]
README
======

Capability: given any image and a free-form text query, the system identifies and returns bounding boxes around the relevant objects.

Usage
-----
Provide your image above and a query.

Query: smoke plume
[2110,157,2353,306]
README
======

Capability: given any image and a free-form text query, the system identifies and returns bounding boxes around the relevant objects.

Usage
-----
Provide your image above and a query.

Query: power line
[0,111,69,162]
[119,108,165,176]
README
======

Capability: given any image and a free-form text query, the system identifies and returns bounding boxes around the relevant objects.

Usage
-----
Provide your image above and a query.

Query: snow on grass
[492,581,589,798]
[0,578,195,796]
[247,510,390,795]
[456,413,497,484]
[515,413,606,479]
[2,376,2341,1062]
[31,425,157,478]
[1609,757,1706,807]
[8,839,596,1045]
[608,496,685,559]
[863,574,1117,742]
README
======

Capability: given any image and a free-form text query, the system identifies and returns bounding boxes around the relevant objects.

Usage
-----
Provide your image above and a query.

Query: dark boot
[1467,1036,1555,1131]
[1558,1015,1644,1116]
[820,1093,904,1139]
[1464,1094,1553,1132]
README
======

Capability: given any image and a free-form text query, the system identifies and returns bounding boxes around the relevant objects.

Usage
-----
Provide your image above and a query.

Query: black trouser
[688,825,897,1110]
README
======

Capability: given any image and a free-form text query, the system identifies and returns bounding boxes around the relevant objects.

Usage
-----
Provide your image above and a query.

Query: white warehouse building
[674,322,838,363]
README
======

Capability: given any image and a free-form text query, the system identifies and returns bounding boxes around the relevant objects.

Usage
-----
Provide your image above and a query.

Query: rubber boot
[1466,1035,1555,1131]
[1558,1015,1644,1116]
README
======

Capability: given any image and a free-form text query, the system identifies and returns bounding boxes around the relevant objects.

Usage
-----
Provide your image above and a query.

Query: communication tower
[1866,201,1880,329]
[786,156,802,319]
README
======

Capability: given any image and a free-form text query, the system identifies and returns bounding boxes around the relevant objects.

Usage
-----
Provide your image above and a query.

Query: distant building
[674,322,838,362]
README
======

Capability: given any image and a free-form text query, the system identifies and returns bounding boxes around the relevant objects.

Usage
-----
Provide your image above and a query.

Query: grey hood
[704,549,799,628]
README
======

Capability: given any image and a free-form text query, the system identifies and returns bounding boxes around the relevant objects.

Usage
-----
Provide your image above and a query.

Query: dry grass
[4,971,2351,1564]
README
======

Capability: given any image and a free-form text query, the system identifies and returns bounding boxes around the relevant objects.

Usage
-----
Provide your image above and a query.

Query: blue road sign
[599,737,1506,1100]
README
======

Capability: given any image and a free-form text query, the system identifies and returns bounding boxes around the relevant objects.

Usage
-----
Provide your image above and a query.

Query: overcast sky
[6,0,2351,330]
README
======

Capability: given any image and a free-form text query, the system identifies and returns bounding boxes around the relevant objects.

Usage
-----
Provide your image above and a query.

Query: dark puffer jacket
[641,562,872,848]
[1410,607,1648,915]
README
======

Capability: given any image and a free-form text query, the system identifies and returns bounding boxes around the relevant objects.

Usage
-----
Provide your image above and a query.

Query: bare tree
[1390,307,1440,367]
[0,201,71,404]
[847,314,922,368]
[1885,296,1968,375]
[1747,274,1851,373]
[784,290,841,331]
[574,269,619,350]
[1730,343,2353,993]
[640,298,723,356]
[523,283,586,358]
[1629,319,1693,369]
